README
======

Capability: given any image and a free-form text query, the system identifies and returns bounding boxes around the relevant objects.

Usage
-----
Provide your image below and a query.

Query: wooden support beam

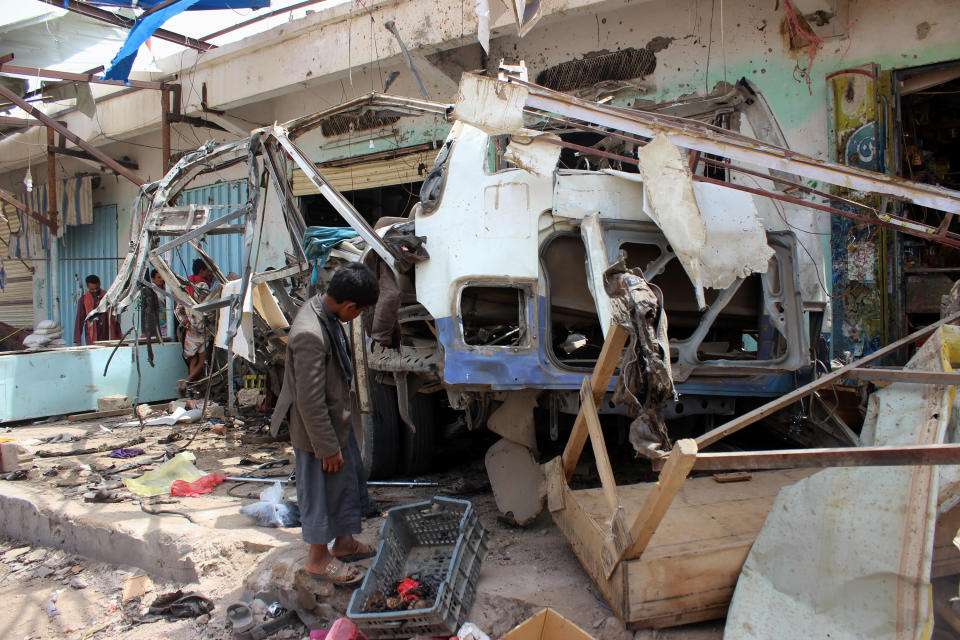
[46,127,58,234]
[37,0,214,52]
[161,89,171,173]
[671,444,960,472]
[579,377,621,515]
[562,323,628,480]
[0,83,146,187]
[0,63,166,91]
[845,368,960,385]
[695,309,960,449]
[602,438,697,579]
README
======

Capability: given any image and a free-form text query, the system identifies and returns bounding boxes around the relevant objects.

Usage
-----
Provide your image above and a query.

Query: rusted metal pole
[161,88,171,174]
[0,83,146,187]
[36,0,214,52]
[0,63,167,91]
[46,126,58,235]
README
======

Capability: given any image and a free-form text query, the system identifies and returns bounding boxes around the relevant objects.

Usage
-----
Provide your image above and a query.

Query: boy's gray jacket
[270,297,353,459]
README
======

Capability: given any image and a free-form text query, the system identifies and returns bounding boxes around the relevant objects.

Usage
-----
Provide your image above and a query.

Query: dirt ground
[0,407,725,640]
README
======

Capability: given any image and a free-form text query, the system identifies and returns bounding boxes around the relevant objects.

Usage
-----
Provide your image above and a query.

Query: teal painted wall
[0,342,186,422]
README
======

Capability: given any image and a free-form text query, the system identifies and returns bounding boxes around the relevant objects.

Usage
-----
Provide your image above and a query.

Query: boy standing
[271,262,379,583]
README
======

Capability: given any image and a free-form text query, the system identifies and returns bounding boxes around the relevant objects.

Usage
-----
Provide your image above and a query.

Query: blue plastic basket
[347,496,487,639]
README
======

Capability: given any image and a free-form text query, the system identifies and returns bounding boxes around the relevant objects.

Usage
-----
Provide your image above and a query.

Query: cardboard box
[501,608,595,640]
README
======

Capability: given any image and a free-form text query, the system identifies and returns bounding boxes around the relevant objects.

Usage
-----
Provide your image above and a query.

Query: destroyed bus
[107,73,958,489]
[353,75,827,480]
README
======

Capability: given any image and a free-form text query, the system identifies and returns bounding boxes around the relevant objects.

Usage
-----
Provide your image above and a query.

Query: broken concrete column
[97,395,131,412]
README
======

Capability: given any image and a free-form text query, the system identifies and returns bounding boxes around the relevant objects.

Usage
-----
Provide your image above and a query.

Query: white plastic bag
[240,481,300,527]
[457,623,490,640]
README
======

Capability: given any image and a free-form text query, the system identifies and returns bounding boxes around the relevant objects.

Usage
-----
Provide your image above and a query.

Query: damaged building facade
[2,0,960,455]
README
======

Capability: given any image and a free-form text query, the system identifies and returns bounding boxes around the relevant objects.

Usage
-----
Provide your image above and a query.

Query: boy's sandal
[306,558,364,587]
[333,539,377,562]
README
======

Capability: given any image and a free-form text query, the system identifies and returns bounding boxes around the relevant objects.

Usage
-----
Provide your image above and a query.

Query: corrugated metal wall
[292,149,438,196]
[172,180,248,278]
[58,205,120,346]
[0,202,35,330]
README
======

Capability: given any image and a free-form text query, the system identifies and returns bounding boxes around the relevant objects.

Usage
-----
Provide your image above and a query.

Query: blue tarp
[103,0,271,83]
[92,1,269,10]
[302,226,360,285]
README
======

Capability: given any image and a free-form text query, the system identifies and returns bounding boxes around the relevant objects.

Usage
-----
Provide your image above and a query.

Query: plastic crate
[347,496,487,639]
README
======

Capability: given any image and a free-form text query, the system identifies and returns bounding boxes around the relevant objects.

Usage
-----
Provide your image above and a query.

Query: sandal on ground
[332,539,377,562]
[304,558,364,587]
[168,592,215,618]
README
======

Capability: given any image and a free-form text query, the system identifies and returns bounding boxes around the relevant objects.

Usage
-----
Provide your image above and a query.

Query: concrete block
[97,395,131,412]
[237,388,265,409]
[1,443,32,472]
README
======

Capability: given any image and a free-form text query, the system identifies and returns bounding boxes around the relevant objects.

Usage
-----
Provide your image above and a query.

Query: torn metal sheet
[724,324,960,640]
[635,134,708,308]
[693,180,774,290]
[504,134,562,176]
[452,73,528,135]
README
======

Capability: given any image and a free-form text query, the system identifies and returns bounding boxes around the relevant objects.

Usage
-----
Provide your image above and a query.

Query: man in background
[73,274,121,345]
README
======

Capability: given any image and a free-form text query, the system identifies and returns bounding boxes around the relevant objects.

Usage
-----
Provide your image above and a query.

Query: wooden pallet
[546,321,960,629]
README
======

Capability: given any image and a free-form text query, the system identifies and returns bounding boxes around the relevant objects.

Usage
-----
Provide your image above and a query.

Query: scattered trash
[227,602,256,633]
[309,617,369,640]
[121,574,154,603]
[138,590,214,622]
[106,447,145,459]
[239,481,300,527]
[212,423,227,436]
[170,473,226,497]
[40,433,78,444]
[121,406,202,428]
[457,622,491,640]
[70,576,88,589]
[99,424,112,433]
[123,452,204,497]
[44,591,61,618]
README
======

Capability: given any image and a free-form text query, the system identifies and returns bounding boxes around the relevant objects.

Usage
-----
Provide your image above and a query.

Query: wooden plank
[676,444,960,471]
[67,408,132,422]
[562,323,628,479]
[604,439,697,579]
[847,368,960,385]
[579,377,620,515]
[696,309,960,449]
[546,459,627,618]
[571,470,811,629]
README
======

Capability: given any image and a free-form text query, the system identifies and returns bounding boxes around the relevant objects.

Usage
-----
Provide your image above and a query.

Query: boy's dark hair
[150,269,159,279]
[192,258,207,276]
[85,274,100,286]
[327,262,379,307]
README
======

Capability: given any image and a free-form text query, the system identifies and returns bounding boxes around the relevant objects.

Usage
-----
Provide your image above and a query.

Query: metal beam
[695,309,960,449]
[0,83,146,186]
[272,128,401,274]
[201,0,333,40]
[845,368,960,385]
[679,444,960,472]
[149,205,249,255]
[0,63,166,91]
[46,145,139,171]
[38,0,214,52]
[512,77,960,214]
[0,187,57,231]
